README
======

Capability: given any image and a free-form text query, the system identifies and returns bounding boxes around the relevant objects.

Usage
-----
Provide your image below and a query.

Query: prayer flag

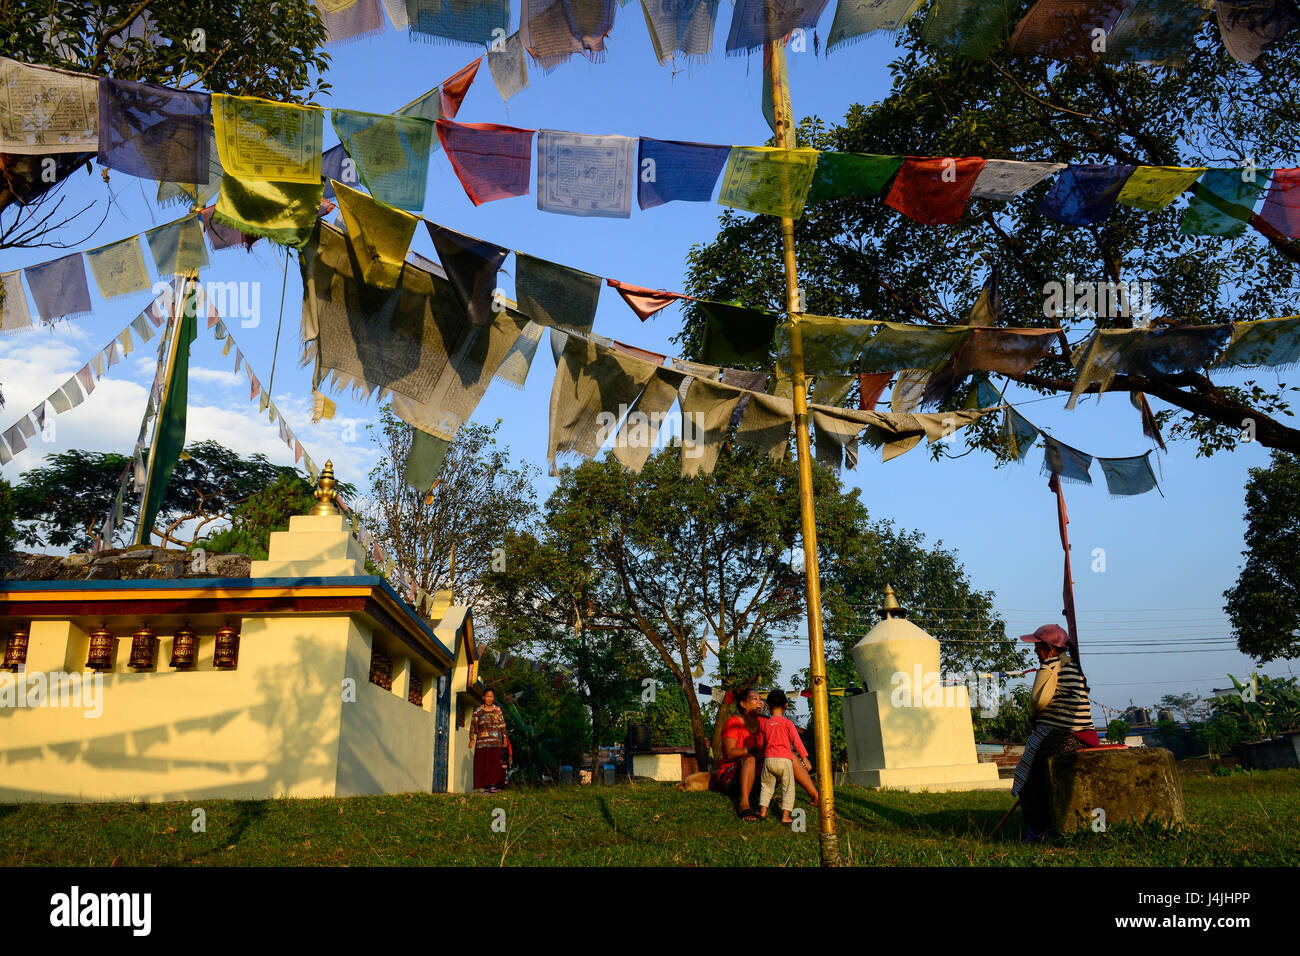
[0,57,98,154]
[494,319,546,388]
[426,221,509,326]
[728,0,832,54]
[884,157,986,225]
[383,0,412,27]
[522,0,619,70]
[405,428,451,492]
[1,270,32,333]
[1116,166,1207,211]
[1259,168,1300,238]
[858,322,973,374]
[1215,316,1300,369]
[806,153,903,207]
[606,278,691,321]
[775,314,882,375]
[212,93,324,184]
[761,38,791,137]
[1215,0,1299,63]
[201,204,258,251]
[1105,0,1215,65]
[332,108,436,211]
[437,119,535,205]
[319,0,387,44]
[1008,0,1129,59]
[548,335,660,471]
[1119,324,1232,378]
[859,372,893,410]
[145,216,210,275]
[827,0,924,52]
[1179,168,1272,236]
[717,146,819,219]
[680,378,743,477]
[1099,452,1161,497]
[642,0,719,63]
[1037,164,1136,225]
[333,179,420,289]
[409,0,508,47]
[214,173,324,248]
[970,160,1065,201]
[97,77,209,183]
[698,300,779,367]
[440,59,482,119]
[1041,435,1093,485]
[922,0,1016,60]
[515,252,602,336]
[131,312,154,343]
[487,31,530,101]
[1001,405,1038,461]
[537,130,637,218]
[312,390,337,422]
[637,138,729,209]
[84,237,152,299]
[25,253,92,322]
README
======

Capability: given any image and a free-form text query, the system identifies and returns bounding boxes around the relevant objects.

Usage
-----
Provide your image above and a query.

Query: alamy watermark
[0,671,103,718]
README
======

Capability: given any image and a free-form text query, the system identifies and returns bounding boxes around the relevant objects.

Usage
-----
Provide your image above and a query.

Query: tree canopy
[678,11,1300,456]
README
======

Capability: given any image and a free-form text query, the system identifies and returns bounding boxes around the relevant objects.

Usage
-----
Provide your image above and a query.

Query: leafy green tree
[1158,692,1205,723]
[1106,717,1130,744]
[194,471,313,561]
[677,14,1300,455]
[475,656,591,779]
[0,477,16,559]
[1225,451,1300,662]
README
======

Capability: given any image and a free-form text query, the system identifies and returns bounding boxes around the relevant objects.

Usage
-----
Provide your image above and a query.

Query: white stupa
[837,586,1011,792]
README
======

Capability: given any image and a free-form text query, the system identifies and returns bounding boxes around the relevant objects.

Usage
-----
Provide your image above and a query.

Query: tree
[12,450,132,550]
[0,1,331,250]
[1158,692,1205,724]
[1106,718,1130,744]
[193,471,313,561]
[677,14,1300,456]
[1224,451,1300,662]
[362,407,540,610]
[0,477,16,559]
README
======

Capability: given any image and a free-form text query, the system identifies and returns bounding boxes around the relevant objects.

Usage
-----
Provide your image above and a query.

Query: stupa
[837,586,1011,792]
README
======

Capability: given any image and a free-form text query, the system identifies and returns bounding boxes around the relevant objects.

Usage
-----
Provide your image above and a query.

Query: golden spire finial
[879,584,907,621]
[310,460,340,516]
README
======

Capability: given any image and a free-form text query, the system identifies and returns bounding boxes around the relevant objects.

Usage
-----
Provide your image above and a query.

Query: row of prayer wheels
[3,623,240,671]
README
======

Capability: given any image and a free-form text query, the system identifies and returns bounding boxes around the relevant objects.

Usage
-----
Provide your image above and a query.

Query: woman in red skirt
[469,688,510,793]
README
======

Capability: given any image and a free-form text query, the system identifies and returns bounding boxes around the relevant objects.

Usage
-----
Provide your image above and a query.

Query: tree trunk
[684,683,710,771]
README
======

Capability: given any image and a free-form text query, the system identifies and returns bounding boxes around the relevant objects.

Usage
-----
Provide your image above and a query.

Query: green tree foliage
[677,13,1300,455]
[475,657,591,779]
[1191,675,1300,755]
[975,684,1034,745]
[1158,692,1205,723]
[0,477,16,558]
[1106,717,1131,743]
[1224,451,1300,662]
[194,471,313,561]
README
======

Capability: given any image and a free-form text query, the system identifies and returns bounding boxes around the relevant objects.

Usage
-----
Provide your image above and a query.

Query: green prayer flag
[698,300,779,367]
[405,428,450,492]
[1179,168,1272,237]
[1214,316,1300,370]
[144,216,209,276]
[806,153,903,207]
[717,147,819,220]
[331,108,436,212]
[922,0,1014,59]
[214,173,324,249]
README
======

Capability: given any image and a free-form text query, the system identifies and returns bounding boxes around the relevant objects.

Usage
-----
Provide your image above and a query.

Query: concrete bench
[1046,746,1186,835]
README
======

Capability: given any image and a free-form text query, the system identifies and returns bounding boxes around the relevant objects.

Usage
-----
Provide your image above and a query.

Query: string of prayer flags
[331,108,436,211]
[1001,404,1039,461]
[144,215,210,276]
[1214,315,1300,369]
[1,270,32,333]
[487,31,530,102]
[884,157,987,225]
[609,365,686,471]
[1038,164,1136,226]
[1105,0,1215,66]
[334,180,420,289]
[680,378,743,477]
[405,428,451,492]
[214,173,325,248]
[637,139,729,210]
[643,0,720,63]
[717,146,819,219]
[806,153,903,207]
[25,253,92,322]
[1116,166,1207,212]
[826,0,924,52]
[521,0,618,71]
[1008,0,1129,59]
[212,94,323,184]
[1260,168,1300,238]
[409,0,508,47]
[84,236,152,299]
[494,319,546,388]
[318,0,388,44]
[698,300,779,367]
[727,0,831,54]
[537,130,637,218]
[427,221,509,326]
[1215,0,1299,63]
[437,119,535,205]
[605,278,692,321]
[0,58,98,154]
[922,0,1015,60]
[1042,434,1093,485]
[547,335,660,471]
[439,58,482,120]
[98,78,210,183]
[1099,451,1162,497]
[970,160,1065,201]
[1179,168,1272,236]
[858,322,974,374]
[515,252,602,336]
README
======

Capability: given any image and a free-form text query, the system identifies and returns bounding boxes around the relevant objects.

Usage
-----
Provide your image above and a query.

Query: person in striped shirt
[1012,624,1099,841]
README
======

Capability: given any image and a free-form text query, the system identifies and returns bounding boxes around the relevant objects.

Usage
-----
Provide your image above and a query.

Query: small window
[369,647,392,691]
[409,673,424,707]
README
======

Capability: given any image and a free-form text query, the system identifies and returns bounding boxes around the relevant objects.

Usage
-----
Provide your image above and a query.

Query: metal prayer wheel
[408,673,424,707]
[87,626,117,670]
[128,625,158,670]
[213,623,240,670]
[3,628,29,671]
[170,625,199,669]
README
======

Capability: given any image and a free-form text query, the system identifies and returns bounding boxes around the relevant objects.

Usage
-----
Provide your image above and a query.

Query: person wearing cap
[1011,624,1099,841]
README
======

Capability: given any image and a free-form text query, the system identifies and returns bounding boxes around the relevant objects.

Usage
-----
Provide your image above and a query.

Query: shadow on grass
[834,788,1018,841]
[182,799,270,863]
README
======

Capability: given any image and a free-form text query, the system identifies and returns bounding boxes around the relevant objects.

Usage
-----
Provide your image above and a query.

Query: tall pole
[767,38,840,866]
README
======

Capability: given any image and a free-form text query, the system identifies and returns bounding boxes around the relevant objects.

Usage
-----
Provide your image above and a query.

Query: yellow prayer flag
[312,389,337,422]
[212,93,324,184]
[332,179,419,290]
[717,146,820,220]
[1117,166,1207,212]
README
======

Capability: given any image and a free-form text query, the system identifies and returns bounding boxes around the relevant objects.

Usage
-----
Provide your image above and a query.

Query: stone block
[1047,747,1186,834]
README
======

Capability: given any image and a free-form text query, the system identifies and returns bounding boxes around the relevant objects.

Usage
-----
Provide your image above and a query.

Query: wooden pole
[766,38,841,867]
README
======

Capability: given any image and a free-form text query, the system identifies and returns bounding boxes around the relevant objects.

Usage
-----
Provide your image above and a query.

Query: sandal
[739,808,759,822]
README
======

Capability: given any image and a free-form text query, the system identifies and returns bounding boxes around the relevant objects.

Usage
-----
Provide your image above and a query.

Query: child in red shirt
[758,689,817,823]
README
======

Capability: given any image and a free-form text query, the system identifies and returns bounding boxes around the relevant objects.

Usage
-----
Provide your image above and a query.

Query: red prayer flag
[437,119,535,206]
[606,278,693,321]
[884,157,987,226]
[1260,168,1300,239]
[859,372,892,410]
[611,340,667,365]
[440,59,482,120]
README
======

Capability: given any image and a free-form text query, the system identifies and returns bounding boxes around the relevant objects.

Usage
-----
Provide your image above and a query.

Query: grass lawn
[1,769,1296,866]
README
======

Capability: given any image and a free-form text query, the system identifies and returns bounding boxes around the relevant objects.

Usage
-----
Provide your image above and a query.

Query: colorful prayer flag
[408,0,508,48]
[637,138,729,209]
[1041,435,1093,485]
[1105,0,1215,65]
[97,77,210,183]
[332,108,436,211]
[213,173,324,249]
[537,130,637,218]
[426,221,509,326]
[717,146,819,219]
[884,157,986,225]
[970,160,1065,201]
[440,58,483,119]
[145,216,210,276]
[1259,168,1300,238]
[24,253,92,322]
[1116,166,1207,211]
[437,119,535,205]
[319,0,387,44]
[1008,0,1129,59]
[487,31,530,101]
[1179,167,1272,236]
[1215,0,1299,63]
[333,179,420,289]
[605,278,691,321]
[1099,452,1161,496]
[922,0,1016,60]
[729,0,832,54]
[0,270,32,334]
[521,0,618,70]
[806,153,903,206]
[698,300,779,367]
[827,0,925,52]
[1037,164,1136,225]
[84,237,152,299]
[642,0,719,63]
[0,57,98,154]
[515,252,602,336]
[212,93,324,184]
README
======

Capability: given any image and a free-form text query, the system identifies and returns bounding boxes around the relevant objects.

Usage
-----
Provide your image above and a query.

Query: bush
[195,472,315,561]
[1106,718,1130,743]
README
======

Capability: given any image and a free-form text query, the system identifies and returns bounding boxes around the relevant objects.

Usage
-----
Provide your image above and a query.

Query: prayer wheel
[213,623,240,670]
[170,625,199,669]
[128,625,158,670]
[87,626,117,670]
[408,673,424,707]
[3,628,29,671]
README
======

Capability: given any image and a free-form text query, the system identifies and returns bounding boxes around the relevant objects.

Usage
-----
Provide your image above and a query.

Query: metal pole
[766,38,841,867]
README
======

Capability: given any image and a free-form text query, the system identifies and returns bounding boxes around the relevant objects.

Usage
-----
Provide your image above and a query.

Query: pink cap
[1020,624,1069,648]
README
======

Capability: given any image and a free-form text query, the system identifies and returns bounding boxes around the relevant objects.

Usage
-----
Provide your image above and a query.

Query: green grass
[1,769,1296,866]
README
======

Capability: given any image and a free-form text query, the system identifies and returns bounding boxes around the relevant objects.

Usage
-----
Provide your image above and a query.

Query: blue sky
[0,9,1295,724]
